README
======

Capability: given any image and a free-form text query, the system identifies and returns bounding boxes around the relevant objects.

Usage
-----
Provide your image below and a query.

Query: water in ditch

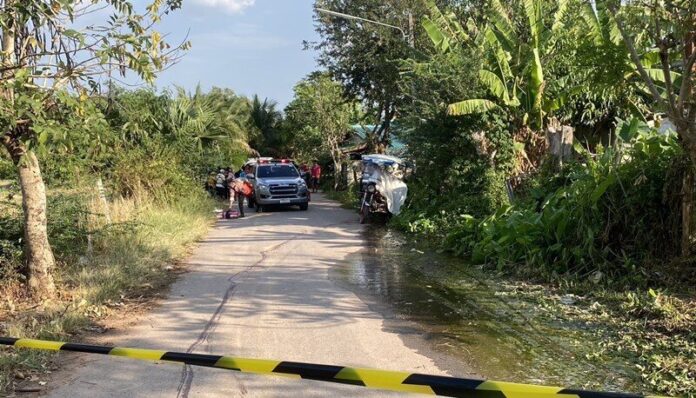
[333,225,642,393]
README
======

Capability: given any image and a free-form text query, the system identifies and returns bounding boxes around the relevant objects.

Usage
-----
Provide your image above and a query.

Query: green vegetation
[403,129,685,286]
[0,0,694,396]
[0,184,213,391]
[0,75,276,389]
[285,73,362,188]
[0,79,275,390]
[0,0,194,299]
[312,0,695,395]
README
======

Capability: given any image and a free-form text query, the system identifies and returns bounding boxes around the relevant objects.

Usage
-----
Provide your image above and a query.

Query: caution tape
[0,337,669,398]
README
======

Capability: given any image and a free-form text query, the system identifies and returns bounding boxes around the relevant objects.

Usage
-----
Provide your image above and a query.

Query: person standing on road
[226,167,237,203]
[231,178,252,218]
[223,168,232,199]
[311,161,321,193]
[215,169,226,198]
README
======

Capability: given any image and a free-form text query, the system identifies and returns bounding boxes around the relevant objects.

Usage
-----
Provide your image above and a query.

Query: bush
[108,147,200,201]
[443,131,684,286]
[394,168,511,237]
[0,157,14,180]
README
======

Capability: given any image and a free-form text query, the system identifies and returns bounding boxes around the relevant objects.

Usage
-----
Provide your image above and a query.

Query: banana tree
[579,0,682,110]
[422,0,570,129]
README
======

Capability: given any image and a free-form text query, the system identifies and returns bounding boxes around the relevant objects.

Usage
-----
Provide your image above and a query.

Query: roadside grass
[389,202,696,398]
[324,188,357,210]
[0,186,214,392]
[410,232,696,397]
[518,286,696,397]
[397,239,696,397]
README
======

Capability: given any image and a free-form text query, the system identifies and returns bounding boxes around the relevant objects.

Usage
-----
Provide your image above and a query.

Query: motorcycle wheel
[359,204,369,224]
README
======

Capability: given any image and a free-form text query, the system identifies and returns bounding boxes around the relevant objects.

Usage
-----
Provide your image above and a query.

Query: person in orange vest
[230,177,253,218]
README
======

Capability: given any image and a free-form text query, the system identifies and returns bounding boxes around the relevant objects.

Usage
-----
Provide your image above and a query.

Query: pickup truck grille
[270,184,298,198]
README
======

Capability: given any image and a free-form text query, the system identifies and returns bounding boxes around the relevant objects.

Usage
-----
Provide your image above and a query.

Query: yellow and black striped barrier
[0,337,668,398]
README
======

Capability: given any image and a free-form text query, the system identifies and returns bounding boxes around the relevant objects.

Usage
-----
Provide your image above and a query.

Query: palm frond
[447,99,498,115]
[580,2,603,45]
[421,0,470,53]
[479,69,509,101]
[551,0,569,34]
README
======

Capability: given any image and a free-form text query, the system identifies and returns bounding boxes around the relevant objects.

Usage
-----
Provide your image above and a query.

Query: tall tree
[606,0,695,254]
[311,0,423,153]
[249,95,283,156]
[285,73,358,188]
[421,0,572,171]
[0,0,186,298]
[423,0,575,121]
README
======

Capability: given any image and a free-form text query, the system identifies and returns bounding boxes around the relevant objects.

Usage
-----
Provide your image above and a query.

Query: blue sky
[151,0,320,107]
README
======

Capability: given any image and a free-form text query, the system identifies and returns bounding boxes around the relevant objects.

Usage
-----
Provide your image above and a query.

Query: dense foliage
[312,1,694,392]
[442,131,685,285]
[0,86,257,284]
[284,73,362,187]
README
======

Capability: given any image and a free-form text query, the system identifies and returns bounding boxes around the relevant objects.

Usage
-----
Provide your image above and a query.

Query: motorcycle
[358,154,408,224]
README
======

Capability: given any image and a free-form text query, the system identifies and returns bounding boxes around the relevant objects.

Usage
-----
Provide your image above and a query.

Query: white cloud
[192,0,256,14]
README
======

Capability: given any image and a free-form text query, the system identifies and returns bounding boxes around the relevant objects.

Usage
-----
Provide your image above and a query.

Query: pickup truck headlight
[257,184,270,193]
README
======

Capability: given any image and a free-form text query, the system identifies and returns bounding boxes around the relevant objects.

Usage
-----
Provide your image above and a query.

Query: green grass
[0,190,215,392]
[324,188,358,210]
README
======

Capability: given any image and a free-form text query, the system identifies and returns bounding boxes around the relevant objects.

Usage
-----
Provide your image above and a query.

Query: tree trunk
[682,164,694,256]
[681,123,696,256]
[333,157,342,190]
[1,1,55,296]
[13,147,56,298]
[546,118,574,170]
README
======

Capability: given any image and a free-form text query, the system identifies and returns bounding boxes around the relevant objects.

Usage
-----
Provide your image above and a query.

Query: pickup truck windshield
[257,165,299,178]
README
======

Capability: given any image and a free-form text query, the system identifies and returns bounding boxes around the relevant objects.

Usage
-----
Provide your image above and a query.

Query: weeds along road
[47,194,454,397]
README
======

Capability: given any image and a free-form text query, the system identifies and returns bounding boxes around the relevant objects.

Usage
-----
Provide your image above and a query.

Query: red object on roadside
[240,181,253,197]
[231,179,253,197]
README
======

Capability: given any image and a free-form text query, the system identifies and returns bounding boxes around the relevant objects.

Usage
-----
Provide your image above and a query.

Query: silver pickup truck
[248,160,309,212]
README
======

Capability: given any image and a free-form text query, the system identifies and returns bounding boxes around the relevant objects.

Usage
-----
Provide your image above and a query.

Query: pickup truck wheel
[248,197,255,209]
[299,203,308,211]
[256,205,263,213]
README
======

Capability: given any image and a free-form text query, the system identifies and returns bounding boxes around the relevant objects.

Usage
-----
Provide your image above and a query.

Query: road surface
[48,194,454,397]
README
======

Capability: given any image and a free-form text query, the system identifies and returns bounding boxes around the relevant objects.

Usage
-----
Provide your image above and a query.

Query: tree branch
[654,5,678,114]
[610,3,668,109]
[678,49,696,112]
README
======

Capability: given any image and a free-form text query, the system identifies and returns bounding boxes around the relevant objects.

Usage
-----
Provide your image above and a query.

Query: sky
[147,0,321,107]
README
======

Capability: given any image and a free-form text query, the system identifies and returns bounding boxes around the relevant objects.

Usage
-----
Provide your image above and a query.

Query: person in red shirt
[310,161,321,193]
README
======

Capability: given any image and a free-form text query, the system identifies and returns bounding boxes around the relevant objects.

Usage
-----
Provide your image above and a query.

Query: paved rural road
[47,194,453,397]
